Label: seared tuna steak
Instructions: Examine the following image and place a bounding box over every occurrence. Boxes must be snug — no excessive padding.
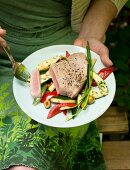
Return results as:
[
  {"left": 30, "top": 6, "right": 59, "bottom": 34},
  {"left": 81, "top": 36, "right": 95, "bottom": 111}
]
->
[
  {"left": 49, "top": 52, "right": 88, "bottom": 98},
  {"left": 30, "top": 68, "right": 42, "bottom": 98}
]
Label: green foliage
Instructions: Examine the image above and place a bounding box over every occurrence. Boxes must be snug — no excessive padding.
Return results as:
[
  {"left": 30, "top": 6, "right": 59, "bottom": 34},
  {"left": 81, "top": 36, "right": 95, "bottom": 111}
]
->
[
  {"left": 125, "top": 0, "right": 130, "bottom": 8},
  {"left": 106, "top": 7, "right": 130, "bottom": 118}
]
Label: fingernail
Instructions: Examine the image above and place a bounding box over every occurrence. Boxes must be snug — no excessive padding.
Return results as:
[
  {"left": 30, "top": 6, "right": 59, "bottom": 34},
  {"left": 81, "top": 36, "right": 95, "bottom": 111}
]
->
[{"left": 109, "top": 60, "right": 113, "bottom": 66}]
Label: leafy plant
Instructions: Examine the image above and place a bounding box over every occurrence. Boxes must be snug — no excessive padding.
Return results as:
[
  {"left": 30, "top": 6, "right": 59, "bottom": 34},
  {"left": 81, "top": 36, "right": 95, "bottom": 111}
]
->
[
  {"left": 126, "top": 0, "right": 130, "bottom": 8},
  {"left": 105, "top": 6, "right": 130, "bottom": 120}
]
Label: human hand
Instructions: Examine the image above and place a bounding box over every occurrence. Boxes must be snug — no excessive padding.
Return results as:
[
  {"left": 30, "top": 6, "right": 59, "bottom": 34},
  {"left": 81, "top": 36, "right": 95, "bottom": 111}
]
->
[
  {"left": 74, "top": 37, "right": 113, "bottom": 67},
  {"left": 0, "top": 28, "right": 7, "bottom": 51}
]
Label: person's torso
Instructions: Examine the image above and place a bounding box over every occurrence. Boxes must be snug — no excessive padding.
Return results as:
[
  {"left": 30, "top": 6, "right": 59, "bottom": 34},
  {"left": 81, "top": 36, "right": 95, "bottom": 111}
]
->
[
  {"left": 0, "top": 0, "right": 77, "bottom": 70},
  {"left": 0, "top": 0, "right": 72, "bottom": 30}
]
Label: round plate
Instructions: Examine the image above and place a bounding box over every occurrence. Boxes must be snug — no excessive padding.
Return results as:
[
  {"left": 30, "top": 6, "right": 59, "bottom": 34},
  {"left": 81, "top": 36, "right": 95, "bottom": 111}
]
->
[{"left": 13, "top": 45, "right": 116, "bottom": 128}]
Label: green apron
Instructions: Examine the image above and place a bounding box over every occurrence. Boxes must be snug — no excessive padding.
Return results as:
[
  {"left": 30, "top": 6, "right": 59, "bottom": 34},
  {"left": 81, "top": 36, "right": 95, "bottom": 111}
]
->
[{"left": 0, "top": 0, "right": 106, "bottom": 169}]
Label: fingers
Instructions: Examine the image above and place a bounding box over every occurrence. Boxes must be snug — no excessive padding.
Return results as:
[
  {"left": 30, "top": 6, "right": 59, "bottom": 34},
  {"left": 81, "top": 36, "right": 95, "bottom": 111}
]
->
[
  {"left": 74, "top": 37, "right": 113, "bottom": 67},
  {"left": 0, "top": 28, "right": 7, "bottom": 48},
  {"left": 0, "top": 28, "right": 6, "bottom": 36},
  {"left": 88, "top": 39, "right": 113, "bottom": 67},
  {"left": 97, "top": 44, "right": 113, "bottom": 67}
]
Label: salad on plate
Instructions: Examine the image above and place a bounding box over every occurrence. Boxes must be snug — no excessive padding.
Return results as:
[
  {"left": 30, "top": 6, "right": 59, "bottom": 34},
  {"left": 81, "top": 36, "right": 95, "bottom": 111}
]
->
[{"left": 29, "top": 45, "right": 113, "bottom": 121}]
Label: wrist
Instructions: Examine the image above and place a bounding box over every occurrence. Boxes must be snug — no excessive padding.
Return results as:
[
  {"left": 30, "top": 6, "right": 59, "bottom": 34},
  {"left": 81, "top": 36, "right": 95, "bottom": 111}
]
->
[
  {"left": 78, "top": 23, "right": 106, "bottom": 42},
  {"left": 78, "top": 0, "right": 117, "bottom": 42},
  {"left": 77, "top": 35, "right": 105, "bottom": 44}
]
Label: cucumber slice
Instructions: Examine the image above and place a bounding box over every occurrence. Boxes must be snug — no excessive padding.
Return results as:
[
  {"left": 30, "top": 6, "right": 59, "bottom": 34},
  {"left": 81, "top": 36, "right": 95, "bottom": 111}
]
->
[
  {"left": 48, "top": 83, "right": 55, "bottom": 92},
  {"left": 37, "top": 55, "right": 65, "bottom": 71},
  {"left": 90, "top": 88, "right": 108, "bottom": 99},
  {"left": 60, "top": 106, "right": 76, "bottom": 110},
  {"left": 40, "top": 71, "right": 51, "bottom": 84},
  {"left": 50, "top": 96, "right": 76, "bottom": 103},
  {"left": 93, "top": 71, "right": 108, "bottom": 93},
  {"left": 77, "top": 94, "right": 83, "bottom": 104},
  {"left": 33, "top": 97, "right": 41, "bottom": 106}
]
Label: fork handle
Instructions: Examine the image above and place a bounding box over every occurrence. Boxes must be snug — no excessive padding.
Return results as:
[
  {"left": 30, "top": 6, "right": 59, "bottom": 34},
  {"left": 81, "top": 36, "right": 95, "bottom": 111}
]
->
[{"left": 2, "top": 46, "right": 16, "bottom": 66}]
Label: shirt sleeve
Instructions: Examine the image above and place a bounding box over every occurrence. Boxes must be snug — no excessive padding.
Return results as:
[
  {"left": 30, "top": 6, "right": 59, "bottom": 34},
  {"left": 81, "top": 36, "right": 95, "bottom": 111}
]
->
[{"left": 111, "top": 0, "right": 128, "bottom": 15}]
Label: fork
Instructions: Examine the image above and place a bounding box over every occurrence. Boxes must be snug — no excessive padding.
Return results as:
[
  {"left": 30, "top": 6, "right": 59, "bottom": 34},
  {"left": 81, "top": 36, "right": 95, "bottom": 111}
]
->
[{"left": 2, "top": 45, "right": 30, "bottom": 82}]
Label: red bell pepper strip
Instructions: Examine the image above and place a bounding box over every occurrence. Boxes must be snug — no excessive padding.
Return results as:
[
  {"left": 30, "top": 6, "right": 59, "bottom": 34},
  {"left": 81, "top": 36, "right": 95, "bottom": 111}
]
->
[
  {"left": 66, "top": 51, "right": 70, "bottom": 58},
  {"left": 47, "top": 103, "right": 76, "bottom": 119},
  {"left": 62, "top": 110, "right": 67, "bottom": 116},
  {"left": 92, "top": 67, "right": 114, "bottom": 86},
  {"left": 98, "top": 67, "right": 114, "bottom": 79},
  {"left": 41, "top": 91, "right": 58, "bottom": 103}
]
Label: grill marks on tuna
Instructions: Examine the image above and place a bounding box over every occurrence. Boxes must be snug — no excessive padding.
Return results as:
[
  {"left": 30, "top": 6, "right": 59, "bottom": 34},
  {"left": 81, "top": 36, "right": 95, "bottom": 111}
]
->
[{"left": 49, "top": 52, "right": 88, "bottom": 98}]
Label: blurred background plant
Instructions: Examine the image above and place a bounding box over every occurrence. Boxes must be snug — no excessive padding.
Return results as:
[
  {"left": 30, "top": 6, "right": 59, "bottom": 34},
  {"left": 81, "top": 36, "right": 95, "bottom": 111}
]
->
[{"left": 105, "top": 1, "right": 130, "bottom": 123}]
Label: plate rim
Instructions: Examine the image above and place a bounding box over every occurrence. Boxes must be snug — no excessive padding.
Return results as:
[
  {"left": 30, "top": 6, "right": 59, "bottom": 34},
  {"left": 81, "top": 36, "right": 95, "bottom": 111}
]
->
[{"left": 13, "top": 45, "right": 116, "bottom": 128}]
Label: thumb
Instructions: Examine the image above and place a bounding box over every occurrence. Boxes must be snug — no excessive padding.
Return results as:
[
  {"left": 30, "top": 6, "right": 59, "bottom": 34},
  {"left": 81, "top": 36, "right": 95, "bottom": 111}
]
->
[
  {"left": 96, "top": 46, "right": 113, "bottom": 67},
  {"left": 88, "top": 39, "right": 113, "bottom": 67}
]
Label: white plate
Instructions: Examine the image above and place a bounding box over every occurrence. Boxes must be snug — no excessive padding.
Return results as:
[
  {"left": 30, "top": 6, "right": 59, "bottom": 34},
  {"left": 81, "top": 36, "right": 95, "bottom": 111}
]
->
[{"left": 13, "top": 45, "right": 116, "bottom": 128}]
